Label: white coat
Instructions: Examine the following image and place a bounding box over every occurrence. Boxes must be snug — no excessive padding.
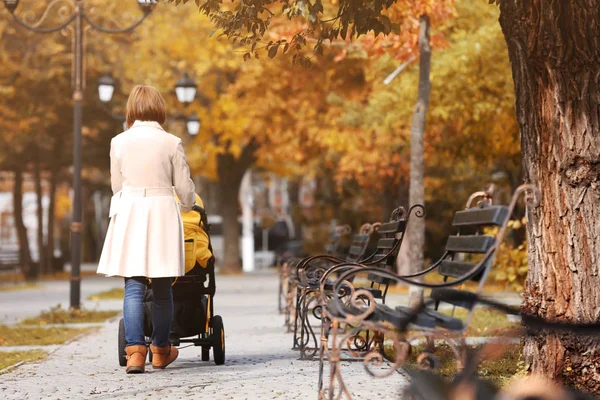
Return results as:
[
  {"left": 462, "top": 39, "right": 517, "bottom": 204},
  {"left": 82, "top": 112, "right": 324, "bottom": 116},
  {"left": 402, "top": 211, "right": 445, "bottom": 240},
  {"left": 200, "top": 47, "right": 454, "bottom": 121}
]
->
[{"left": 96, "top": 120, "right": 196, "bottom": 278}]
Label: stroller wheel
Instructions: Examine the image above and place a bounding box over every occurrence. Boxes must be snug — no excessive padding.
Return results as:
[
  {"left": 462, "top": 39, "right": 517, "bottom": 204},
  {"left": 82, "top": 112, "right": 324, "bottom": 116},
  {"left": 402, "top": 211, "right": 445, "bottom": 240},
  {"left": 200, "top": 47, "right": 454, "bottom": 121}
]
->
[
  {"left": 211, "top": 316, "right": 225, "bottom": 365},
  {"left": 148, "top": 346, "right": 153, "bottom": 363},
  {"left": 201, "top": 346, "right": 210, "bottom": 361},
  {"left": 118, "top": 318, "right": 127, "bottom": 367}
]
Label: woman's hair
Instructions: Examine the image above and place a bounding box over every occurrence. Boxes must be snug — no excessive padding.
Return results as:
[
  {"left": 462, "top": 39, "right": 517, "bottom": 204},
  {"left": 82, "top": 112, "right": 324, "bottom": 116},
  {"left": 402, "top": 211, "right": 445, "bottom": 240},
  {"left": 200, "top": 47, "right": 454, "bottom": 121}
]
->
[{"left": 125, "top": 85, "right": 167, "bottom": 128}]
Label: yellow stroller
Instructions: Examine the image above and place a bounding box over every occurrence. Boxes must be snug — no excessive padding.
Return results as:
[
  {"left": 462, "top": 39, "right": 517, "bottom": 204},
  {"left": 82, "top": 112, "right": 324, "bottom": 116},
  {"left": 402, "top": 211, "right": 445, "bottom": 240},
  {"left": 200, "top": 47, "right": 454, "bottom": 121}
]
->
[{"left": 117, "top": 194, "right": 225, "bottom": 366}]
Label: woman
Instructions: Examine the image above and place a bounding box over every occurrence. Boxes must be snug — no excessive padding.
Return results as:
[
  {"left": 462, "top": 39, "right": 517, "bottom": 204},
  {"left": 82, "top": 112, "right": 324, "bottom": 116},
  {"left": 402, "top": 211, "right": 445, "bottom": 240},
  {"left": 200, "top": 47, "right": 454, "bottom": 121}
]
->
[{"left": 97, "top": 85, "right": 196, "bottom": 374}]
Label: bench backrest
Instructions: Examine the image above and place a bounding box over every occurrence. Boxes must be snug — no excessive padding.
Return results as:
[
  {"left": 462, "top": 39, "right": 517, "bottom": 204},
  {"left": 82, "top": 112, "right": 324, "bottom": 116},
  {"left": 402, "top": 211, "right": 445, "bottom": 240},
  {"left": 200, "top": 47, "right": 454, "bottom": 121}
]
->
[
  {"left": 439, "top": 204, "right": 508, "bottom": 281},
  {"left": 432, "top": 202, "right": 510, "bottom": 310},
  {"left": 365, "top": 218, "right": 407, "bottom": 284},
  {"left": 325, "top": 225, "right": 351, "bottom": 259},
  {"left": 344, "top": 232, "right": 371, "bottom": 264},
  {"left": 0, "top": 250, "right": 19, "bottom": 262}
]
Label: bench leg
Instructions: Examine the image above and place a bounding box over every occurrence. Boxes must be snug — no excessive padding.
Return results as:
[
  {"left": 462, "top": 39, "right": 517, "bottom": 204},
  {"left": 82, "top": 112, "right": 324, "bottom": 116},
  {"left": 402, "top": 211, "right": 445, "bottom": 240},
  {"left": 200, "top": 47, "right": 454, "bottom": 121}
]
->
[
  {"left": 325, "top": 318, "right": 355, "bottom": 400},
  {"left": 278, "top": 265, "right": 285, "bottom": 314},
  {"left": 285, "top": 281, "right": 296, "bottom": 332},
  {"left": 298, "top": 289, "right": 314, "bottom": 356},
  {"left": 317, "top": 315, "right": 330, "bottom": 395},
  {"left": 300, "top": 290, "right": 321, "bottom": 359},
  {"left": 292, "top": 287, "right": 305, "bottom": 350}
]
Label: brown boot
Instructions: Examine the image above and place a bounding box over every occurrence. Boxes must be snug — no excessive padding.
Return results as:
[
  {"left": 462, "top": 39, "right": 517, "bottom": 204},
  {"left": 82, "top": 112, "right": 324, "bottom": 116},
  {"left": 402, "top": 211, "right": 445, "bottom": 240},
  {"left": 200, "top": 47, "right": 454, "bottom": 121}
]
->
[
  {"left": 150, "top": 343, "right": 178, "bottom": 369},
  {"left": 125, "top": 345, "right": 147, "bottom": 374}
]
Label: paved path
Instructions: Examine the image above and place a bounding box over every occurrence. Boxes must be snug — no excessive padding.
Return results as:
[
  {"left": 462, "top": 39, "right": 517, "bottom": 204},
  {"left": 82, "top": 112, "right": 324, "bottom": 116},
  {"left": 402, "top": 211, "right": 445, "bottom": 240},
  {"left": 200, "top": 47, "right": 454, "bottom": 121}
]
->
[
  {"left": 1, "top": 272, "right": 408, "bottom": 400},
  {"left": 0, "top": 264, "right": 122, "bottom": 325}
]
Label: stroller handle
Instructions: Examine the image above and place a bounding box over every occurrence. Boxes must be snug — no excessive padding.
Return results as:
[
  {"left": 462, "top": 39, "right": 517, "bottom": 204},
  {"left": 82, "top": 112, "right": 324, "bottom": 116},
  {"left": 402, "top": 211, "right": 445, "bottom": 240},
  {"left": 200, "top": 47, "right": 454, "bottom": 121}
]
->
[{"left": 191, "top": 204, "right": 210, "bottom": 232}]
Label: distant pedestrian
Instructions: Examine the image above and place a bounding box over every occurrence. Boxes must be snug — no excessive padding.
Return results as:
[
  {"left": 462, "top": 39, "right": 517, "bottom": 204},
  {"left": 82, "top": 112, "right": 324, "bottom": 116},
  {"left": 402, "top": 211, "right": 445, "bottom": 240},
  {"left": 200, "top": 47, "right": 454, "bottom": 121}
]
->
[{"left": 97, "top": 85, "right": 196, "bottom": 373}]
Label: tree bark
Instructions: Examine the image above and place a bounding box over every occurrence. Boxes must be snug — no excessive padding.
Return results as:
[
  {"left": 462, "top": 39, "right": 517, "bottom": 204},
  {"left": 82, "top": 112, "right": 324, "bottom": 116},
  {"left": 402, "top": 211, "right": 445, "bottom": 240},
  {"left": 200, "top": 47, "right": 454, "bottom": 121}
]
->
[
  {"left": 499, "top": 1, "right": 600, "bottom": 393},
  {"left": 13, "top": 168, "right": 35, "bottom": 280},
  {"left": 217, "top": 176, "right": 242, "bottom": 274},
  {"left": 397, "top": 15, "right": 431, "bottom": 307},
  {"left": 287, "top": 178, "right": 302, "bottom": 239},
  {"left": 382, "top": 179, "right": 408, "bottom": 222},
  {"left": 33, "top": 146, "right": 46, "bottom": 274},
  {"left": 46, "top": 162, "right": 57, "bottom": 273},
  {"left": 216, "top": 141, "right": 258, "bottom": 274}
]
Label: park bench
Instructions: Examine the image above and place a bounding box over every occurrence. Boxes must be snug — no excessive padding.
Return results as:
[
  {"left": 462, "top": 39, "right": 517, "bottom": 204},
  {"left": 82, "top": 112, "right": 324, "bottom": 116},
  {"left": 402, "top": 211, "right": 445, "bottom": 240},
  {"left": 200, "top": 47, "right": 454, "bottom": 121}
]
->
[
  {"left": 0, "top": 248, "right": 21, "bottom": 276},
  {"left": 292, "top": 223, "right": 381, "bottom": 358},
  {"left": 317, "top": 184, "right": 539, "bottom": 400},
  {"left": 280, "top": 224, "right": 352, "bottom": 330},
  {"left": 293, "top": 206, "right": 413, "bottom": 359}
]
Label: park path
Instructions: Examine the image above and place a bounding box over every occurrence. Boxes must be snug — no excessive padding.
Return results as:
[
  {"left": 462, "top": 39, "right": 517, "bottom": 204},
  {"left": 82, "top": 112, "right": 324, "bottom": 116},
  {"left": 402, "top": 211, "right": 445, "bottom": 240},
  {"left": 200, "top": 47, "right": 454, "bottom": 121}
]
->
[
  {"left": 0, "top": 264, "right": 121, "bottom": 325},
  {"left": 0, "top": 272, "right": 409, "bottom": 400}
]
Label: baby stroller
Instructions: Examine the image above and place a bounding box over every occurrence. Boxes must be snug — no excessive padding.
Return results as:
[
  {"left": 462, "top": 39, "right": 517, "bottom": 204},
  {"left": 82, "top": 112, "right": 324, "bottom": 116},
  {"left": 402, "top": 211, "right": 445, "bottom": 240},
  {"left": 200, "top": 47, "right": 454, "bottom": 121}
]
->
[{"left": 118, "top": 194, "right": 225, "bottom": 366}]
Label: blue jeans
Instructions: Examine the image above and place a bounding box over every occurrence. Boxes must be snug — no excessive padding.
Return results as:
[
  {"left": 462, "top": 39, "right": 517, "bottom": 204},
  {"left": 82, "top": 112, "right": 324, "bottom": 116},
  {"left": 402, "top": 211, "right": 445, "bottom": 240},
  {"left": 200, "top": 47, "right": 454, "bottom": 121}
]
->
[{"left": 123, "top": 277, "right": 173, "bottom": 347}]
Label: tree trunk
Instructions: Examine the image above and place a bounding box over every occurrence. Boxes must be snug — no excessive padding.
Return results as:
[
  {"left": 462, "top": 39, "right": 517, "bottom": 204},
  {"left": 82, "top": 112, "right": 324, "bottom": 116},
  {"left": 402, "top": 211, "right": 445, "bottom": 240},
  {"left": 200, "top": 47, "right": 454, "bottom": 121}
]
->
[
  {"left": 34, "top": 147, "right": 46, "bottom": 274},
  {"left": 46, "top": 163, "right": 57, "bottom": 273},
  {"left": 382, "top": 179, "right": 408, "bottom": 222},
  {"left": 83, "top": 186, "right": 97, "bottom": 263},
  {"left": 499, "top": 1, "right": 600, "bottom": 393},
  {"left": 217, "top": 171, "right": 243, "bottom": 274},
  {"left": 397, "top": 15, "right": 431, "bottom": 307},
  {"left": 287, "top": 178, "right": 302, "bottom": 240},
  {"left": 216, "top": 141, "right": 258, "bottom": 274},
  {"left": 13, "top": 168, "right": 35, "bottom": 280}
]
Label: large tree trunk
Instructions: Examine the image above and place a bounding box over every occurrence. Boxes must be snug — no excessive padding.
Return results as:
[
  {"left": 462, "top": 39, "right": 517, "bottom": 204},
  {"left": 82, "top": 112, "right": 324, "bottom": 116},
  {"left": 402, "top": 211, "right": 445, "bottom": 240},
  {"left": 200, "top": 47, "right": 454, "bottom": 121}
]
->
[
  {"left": 397, "top": 15, "right": 431, "bottom": 307},
  {"left": 499, "top": 1, "right": 600, "bottom": 393},
  {"left": 217, "top": 176, "right": 242, "bottom": 274},
  {"left": 216, "top": 141, "right": 258, "bottom": 274},
  {"left": 33, "top": 147, "right": 46, "bottom": 274},
  {"left": 13, "top": 168, "right": 35, "bottom": 280}
]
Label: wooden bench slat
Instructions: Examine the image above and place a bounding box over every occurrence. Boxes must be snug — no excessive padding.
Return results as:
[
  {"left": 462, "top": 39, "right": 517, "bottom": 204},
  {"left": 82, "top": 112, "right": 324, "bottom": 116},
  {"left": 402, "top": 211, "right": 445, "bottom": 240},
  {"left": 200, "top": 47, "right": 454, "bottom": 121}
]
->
[
  {"left": 0, "top": 250, "right": 20, "bottom": 271},
  {"left": 445, "top": 235, "right": 495, "bottom": 253},
  {"left": 367, "top": 272, "right": 390, "bottom": 284},
  {"left": 438, "top": 260, "right": 483, "bottom": 281},
  {"left": 375, "top": 238, "right": 396, "bottom": 250},
  {"left": 378, "top": 220, "right": 406, "bottom": 234},
  {"left": 353, "top": 234, "right": 369, "bottom": 243},
  {"left": 348, "top": 245, "right": 364, "bottom": 257},
  {"left": 430, "top": 288, "right": 478, "bottom": 310},
  {"left": 452, "top": 206, "right": 509, "bottom": 227}
]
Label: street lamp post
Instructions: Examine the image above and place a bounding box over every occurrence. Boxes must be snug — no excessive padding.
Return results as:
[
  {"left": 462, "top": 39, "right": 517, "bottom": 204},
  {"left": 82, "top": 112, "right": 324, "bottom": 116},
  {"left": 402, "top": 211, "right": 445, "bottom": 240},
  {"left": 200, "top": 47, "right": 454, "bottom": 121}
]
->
[
  {"left": 174, "top": 74, "right": 201, "bottom": 139},
  {"left": 3, "top": 0, "right": 155, "bottom": 309},
  {"left": 99, "top": 73, "right": 201, "bottom": 137},
  {"left": 186, "top": 113, "right": 201, "bottom": 137},
  {"left": 174, "top": 73, "right": 197, "bottom": 105},
  {"left": 98, "top": 73, "right": 128, "bottom": 130}
]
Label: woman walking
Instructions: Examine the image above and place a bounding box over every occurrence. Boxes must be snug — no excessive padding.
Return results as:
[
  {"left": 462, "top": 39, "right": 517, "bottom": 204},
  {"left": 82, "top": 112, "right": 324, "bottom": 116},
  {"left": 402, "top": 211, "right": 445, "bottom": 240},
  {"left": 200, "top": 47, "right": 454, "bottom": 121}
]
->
[{"left": 97, "top": 85, "right": 196, "bottom": 374}]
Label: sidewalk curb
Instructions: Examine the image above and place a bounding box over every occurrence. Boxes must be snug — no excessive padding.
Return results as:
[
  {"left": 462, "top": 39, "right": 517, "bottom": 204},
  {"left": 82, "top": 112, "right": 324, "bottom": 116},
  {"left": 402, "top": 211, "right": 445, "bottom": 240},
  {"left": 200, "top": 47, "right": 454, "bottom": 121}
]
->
[
  {"left": 0, "top": 361, "right": 24, "bottom": 375},
  {"left": 0, "top": 320, "right": 106, "bottom": 375}
]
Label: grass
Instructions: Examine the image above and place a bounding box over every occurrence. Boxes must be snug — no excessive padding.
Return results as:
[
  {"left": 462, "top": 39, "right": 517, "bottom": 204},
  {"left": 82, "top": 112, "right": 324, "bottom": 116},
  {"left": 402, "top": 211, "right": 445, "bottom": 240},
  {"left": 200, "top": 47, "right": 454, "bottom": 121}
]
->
[
  {"left": 0, "top": 350, "right": 47, "bottom": 372},
  {"left": 379, "top": 305, "right": 524, "bottom": 389},
  {"left": 0, "top": 325, "right": 94, "bottom": 346},
  {"left": 19, "top": 305, "right": 120, "bottom": 326},
  {"left": 0, "top": 283, "right": 41, "bottom": 292},
  {"left": 451, "top": 307, "right": 519, "bottom": 337},
  {"left": 386, "top": 278, "right": 516, "bottom": 295},
  {"left": 354, "top": 271, "right": 518, "bottom": 296},
  {"left": 88, "top": 287, "right": 124, "bottom": 301},
  {"left": 0, "top": 270, "right": 97, "bottom": 283},
  {"left": 387, "top": 342, "right": 524, "bottom": 388},
  {"left": 392, "top": 307, "right": 519, "bottom": 339}
]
